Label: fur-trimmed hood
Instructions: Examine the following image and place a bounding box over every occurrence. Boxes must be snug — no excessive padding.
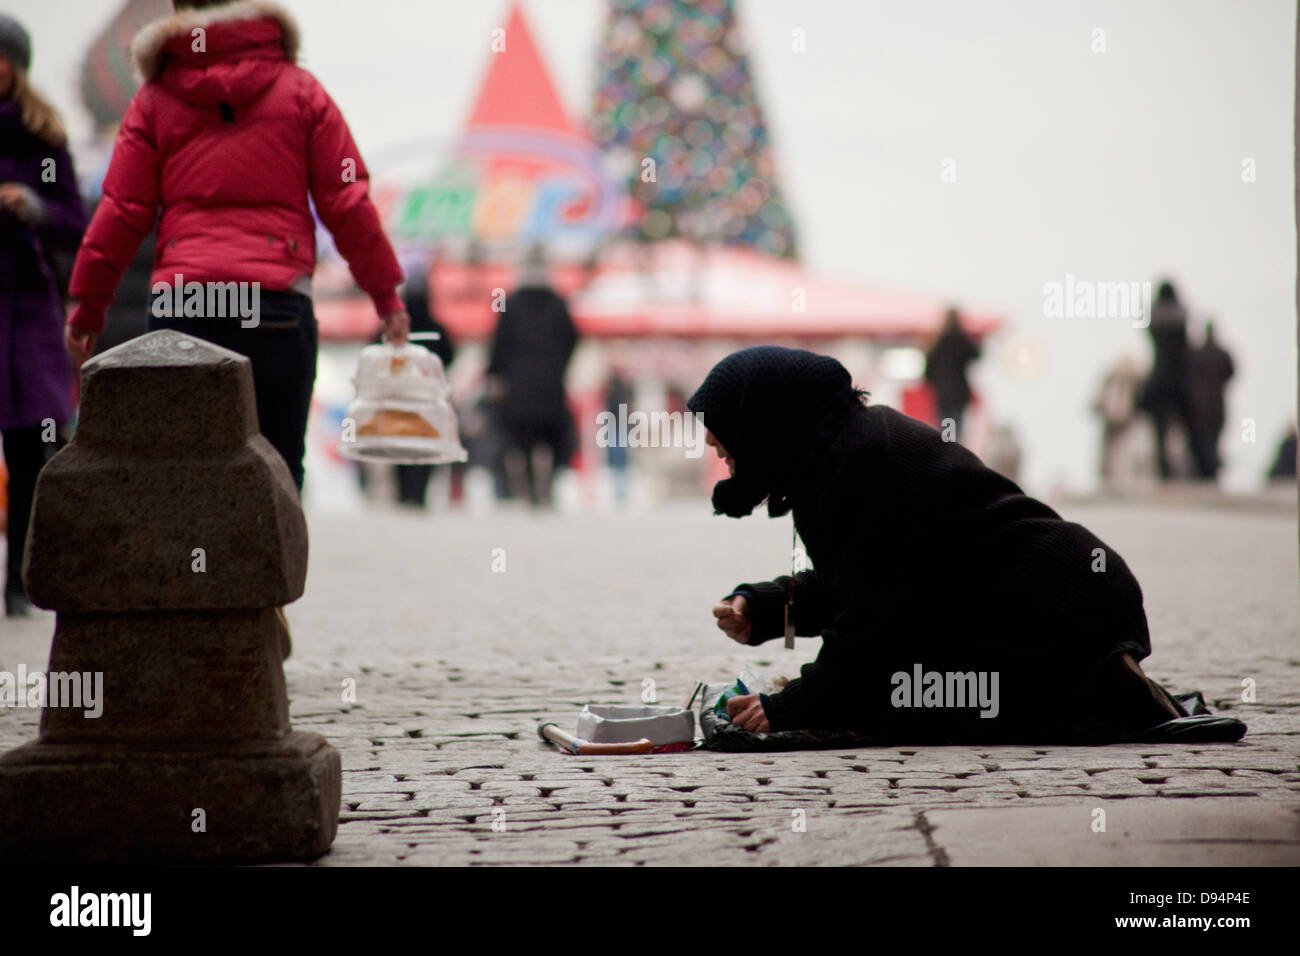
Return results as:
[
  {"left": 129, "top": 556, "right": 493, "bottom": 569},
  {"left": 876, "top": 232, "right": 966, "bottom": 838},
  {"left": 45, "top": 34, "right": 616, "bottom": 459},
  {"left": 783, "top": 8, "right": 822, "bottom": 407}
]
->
[{"left": 130, "top": 0, "right": 299, "bottom": 84}]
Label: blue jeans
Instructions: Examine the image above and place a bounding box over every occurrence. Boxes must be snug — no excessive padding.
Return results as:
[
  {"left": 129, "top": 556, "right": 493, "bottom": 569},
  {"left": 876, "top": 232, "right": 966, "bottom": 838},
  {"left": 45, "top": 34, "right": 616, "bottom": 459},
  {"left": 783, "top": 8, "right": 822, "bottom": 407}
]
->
[{"left": 148, "top": 290, "right": 318, "bottom": 490}]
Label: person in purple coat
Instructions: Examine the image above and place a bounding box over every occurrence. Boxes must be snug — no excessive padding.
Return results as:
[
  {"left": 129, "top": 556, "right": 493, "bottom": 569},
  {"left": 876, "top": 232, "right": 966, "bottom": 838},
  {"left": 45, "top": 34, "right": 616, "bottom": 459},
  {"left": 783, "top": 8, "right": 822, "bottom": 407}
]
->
[{"left": 0, "top": 16, "right": 88, "bottom": 617}]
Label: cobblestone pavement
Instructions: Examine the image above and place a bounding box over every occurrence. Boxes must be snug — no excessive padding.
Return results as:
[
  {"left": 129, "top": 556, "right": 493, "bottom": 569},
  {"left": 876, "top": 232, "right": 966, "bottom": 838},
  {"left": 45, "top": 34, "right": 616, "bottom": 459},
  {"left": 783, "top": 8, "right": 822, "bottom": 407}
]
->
[{"left": 2, "top": 499, "right": 1298, "bottom": 865}]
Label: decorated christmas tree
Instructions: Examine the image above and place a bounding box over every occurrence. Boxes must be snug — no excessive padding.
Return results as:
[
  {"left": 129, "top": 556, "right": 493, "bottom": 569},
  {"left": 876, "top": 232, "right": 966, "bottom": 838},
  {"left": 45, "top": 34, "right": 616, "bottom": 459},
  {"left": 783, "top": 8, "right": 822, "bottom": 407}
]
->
[
  {"left": 588, "top": 0, "right": 799, "bottom": 259},
  {"left": 80, "top": 0, "right": 172, "bottom": 135}
]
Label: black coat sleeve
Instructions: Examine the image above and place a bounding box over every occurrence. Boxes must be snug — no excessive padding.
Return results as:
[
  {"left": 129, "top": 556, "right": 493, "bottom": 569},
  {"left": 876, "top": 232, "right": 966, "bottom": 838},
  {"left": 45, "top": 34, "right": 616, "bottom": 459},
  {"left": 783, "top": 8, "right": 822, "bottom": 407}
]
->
[
  {"left": 729, "top": 570, "right": 833, "bottom": 645},
  {"left": 759, "top": 438, "right": 898, "bottom": 731},
  {"left": 34, "top": 143, "right": 88, "bottom": 255},
  {"left": 760, "top": 587, "right": 879, "bottom": 731}
]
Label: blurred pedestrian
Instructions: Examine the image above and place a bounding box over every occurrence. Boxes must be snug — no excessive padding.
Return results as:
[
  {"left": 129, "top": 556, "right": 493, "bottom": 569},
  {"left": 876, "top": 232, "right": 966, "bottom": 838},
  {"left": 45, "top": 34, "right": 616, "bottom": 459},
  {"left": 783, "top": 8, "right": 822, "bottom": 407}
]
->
[
  {"left": 63, "top": 0, "right": 411, "bottom": 659},
  {"left": 984, "top": 423, "right": 1023, "bottom": 484},
  {"left": 0, "top": 15, "right": 88, "bottom": 617},
  {"left": 460, "top": 386, "right": 510, "bottom": 501},
  {"left": 64, "top": 0, "right": 409, "bottom": 494},
  {"left": 1138, "top": 281, "right": 1202, "bottom": 480},
  {"left": 1186, "top": 321, "right": 1234, "bottom": 482},
  {"left": 487, "top": 244, "right": 578, "bottom": 508},
  {"left": 924, "top": 307, "right": 980, "bottom": 441},
  {"left": 392, "top": 255, "right": 455, "bottom": 509},
  {"left": 603, "top": 367, "right": 633, "bottom": 506},
  {"left": 1091, "top": 354, "right": 1143, "bottom": 485}
]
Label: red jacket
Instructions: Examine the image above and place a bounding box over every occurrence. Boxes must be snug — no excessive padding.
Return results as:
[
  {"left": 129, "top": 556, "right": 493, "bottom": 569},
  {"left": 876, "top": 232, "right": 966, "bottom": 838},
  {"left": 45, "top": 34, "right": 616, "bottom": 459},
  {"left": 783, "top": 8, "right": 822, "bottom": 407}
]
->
[{"left": 69, "top": 0, "right": 402, "bottom": 334}]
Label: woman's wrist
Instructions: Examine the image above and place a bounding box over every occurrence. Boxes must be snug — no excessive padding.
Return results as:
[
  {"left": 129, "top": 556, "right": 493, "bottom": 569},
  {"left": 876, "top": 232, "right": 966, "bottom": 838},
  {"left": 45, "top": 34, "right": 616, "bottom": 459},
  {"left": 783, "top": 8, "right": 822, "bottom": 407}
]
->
[{"left": 15, "top": 183, "right": 46, "bottom": 225}]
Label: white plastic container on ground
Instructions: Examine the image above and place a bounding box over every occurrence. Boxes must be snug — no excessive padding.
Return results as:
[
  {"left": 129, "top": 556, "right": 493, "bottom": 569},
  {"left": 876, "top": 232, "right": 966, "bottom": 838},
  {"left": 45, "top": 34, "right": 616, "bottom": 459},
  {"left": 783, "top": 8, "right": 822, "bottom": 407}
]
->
[{"left": 575, "top": 704, "right": 695, "bottom": 746}]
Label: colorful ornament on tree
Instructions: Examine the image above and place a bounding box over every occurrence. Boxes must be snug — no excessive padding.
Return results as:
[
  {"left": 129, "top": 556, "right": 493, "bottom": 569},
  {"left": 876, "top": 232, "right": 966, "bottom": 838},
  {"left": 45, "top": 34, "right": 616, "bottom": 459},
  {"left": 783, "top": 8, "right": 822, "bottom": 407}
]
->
[{"left": 589, "top": 0, "right": 799, "bottom": 259}]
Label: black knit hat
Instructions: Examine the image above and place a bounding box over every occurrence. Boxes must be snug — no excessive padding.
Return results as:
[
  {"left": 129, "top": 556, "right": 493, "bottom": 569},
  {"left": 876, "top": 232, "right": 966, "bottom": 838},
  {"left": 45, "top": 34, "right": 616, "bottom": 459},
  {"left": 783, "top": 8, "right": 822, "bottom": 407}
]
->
[
  {"left": 687, "top": 346, "right": 860, "bottom": 518},
  {"left": 0, "top": 15, "right": 31, "bottom": 74}
]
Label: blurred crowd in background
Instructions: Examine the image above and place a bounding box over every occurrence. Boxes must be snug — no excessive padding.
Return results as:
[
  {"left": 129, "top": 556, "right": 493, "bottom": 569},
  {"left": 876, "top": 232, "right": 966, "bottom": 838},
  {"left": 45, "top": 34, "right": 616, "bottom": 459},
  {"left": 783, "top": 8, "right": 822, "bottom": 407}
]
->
[{"left": 1, "top": 0, "right": 1294, "bottom": 587}]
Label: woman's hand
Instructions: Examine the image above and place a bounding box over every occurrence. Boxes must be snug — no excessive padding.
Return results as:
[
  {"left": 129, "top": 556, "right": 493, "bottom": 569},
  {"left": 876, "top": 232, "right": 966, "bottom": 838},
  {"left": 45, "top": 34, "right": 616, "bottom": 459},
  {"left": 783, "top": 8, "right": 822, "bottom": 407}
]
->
[
  {"left": 713, "top": 594, "right": 752, "bottom": 644},
  {"left": 726, "top": 693, "right": 770, "bottom": 733},
  {"left": 0, "top": 183, "right": 44, "bottom": 225},
  {"left": 65, "top": 324, "right": 98, "bottom": 370},
  {"left": 380, "top": 307, "right": 410, "bottom": 346}
]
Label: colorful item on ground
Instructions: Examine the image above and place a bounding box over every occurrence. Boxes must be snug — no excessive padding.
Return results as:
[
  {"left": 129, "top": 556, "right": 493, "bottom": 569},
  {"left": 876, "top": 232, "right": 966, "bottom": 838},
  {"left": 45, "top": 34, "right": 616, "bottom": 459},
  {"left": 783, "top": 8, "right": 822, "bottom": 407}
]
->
[{"left": 713, "top": 678, "right": 750, "bottom": 716}]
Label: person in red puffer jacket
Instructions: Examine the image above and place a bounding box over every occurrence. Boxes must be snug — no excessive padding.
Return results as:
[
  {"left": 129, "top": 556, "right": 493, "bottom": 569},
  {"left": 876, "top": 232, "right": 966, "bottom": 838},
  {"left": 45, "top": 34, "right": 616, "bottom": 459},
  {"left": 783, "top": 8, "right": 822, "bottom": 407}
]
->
[{"left": 65, "top": 0, "right": 408, "bottom": 491}]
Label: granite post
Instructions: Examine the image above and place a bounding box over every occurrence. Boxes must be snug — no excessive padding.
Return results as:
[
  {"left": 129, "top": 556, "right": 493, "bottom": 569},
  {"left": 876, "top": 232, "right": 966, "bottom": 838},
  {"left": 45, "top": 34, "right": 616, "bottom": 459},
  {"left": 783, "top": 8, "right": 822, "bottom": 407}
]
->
[{"left": 0, "top": 330, "right": 340, "bottom": 863}]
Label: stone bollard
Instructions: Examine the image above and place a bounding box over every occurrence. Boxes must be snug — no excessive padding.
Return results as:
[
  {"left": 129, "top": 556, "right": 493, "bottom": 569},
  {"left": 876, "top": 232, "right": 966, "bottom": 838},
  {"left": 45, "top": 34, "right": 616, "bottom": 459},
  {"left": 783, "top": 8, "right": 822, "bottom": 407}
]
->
[{"left": 0, "top": 330, "right": 340, "bottom": 864}]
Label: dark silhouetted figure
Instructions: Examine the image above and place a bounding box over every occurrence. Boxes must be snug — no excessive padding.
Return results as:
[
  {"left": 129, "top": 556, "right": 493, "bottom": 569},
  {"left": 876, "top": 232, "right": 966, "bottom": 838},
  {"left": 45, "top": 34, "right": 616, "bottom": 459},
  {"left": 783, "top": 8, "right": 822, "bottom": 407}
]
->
[
  {"left": 488, "top": 246, "right": 579, "bottom": 508},
  {"left": 1186, "top": 321, "right": 1234, "bottom": 482},
  {"left": 1139, "top": 281, "right": 1204, "bottom": 480},
  {"left": 604, "top": 368, "right": 633, "bottom": 506},
  {"left": 358, "top": 264, "right": 456, "bottom": 508},
  {"left": 397, "top": 266, "right": 455, "bottom": 508},
  {"left": 688, "top": 346, "right": 1190, "bottom": 742},
  {"left": 924, "top": 307, "right": 980, "bottom": 441}
]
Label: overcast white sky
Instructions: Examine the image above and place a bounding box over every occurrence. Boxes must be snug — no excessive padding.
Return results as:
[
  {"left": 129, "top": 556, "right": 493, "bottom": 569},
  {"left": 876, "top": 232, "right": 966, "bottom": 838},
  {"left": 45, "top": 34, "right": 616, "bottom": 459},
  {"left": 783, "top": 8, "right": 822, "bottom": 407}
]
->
[{"left": 11, "top": 0, "right": 1297, "bottom": 493}]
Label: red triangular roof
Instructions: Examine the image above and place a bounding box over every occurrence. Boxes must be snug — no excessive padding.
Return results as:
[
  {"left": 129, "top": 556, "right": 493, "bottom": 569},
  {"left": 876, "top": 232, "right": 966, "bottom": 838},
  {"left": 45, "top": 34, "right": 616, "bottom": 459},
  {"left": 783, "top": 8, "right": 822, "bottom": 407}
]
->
[{"left": 465, "top": 3, "right": 574, "bottom": 136}]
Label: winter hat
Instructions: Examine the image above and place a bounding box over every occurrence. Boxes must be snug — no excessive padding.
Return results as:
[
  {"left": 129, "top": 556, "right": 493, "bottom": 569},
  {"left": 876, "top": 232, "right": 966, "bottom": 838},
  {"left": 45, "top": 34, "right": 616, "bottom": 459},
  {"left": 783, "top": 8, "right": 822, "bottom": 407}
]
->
[
  {"left": 687, "top": 346, "right": 862, "bottom": 518},
  {"left": 0, "top": 15, "right": 32, "bottom": 74}
]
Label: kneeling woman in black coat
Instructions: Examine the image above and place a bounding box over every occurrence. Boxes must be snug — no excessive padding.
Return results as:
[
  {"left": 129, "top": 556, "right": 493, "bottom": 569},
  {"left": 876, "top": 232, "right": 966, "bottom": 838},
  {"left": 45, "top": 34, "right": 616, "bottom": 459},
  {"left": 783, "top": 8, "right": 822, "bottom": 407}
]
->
[{"left": 688, "top": 346, "right": 1186, "bottom": 744}]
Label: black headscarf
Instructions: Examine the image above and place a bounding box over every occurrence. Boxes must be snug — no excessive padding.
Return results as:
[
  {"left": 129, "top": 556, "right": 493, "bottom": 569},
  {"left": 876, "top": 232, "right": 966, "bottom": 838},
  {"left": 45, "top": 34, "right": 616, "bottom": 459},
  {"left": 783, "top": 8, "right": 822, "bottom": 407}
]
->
[{"left": 687, "top": 346, "right": 863, "bottom": 518}]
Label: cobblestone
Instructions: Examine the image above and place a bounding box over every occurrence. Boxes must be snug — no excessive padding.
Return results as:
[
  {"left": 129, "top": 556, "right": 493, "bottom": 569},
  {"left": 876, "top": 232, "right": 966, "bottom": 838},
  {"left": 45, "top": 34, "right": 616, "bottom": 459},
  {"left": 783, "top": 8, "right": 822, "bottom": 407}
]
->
[{"left": 2, "top": 501, "right": 1296, "bottom": 864}]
